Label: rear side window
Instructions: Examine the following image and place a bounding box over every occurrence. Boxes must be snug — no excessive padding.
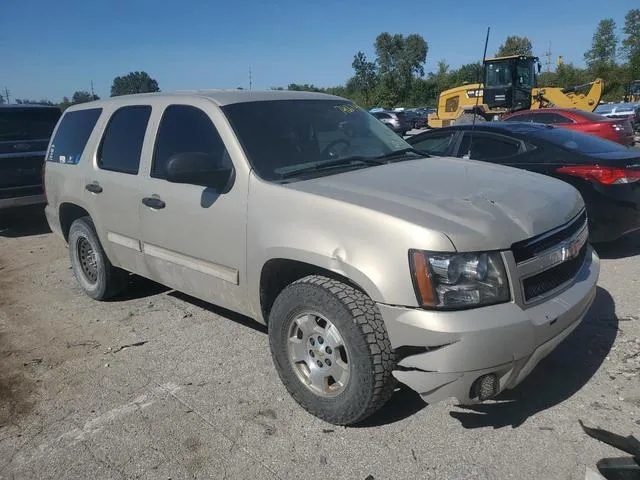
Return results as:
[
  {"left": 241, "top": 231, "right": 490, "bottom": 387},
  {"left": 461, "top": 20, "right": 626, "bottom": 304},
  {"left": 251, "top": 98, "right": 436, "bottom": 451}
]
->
[
  {"left": 459, "top": 133, "right": 522, "bottom": 160},
  {"left": 98, "top": 106, "right": 151, "bottom": 174},
  {"left": 47, "top": 108, "right": 102, "bottom": 164},
  {"left": 151, "top": 105, "right": 230, "bottom": 179}
]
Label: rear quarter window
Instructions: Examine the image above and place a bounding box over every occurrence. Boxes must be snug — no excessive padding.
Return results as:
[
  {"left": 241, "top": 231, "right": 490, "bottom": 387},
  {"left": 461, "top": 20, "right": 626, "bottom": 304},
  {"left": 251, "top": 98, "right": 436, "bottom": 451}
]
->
[{"left": 47, "top": 108, "right": 102, "bottom": 164}]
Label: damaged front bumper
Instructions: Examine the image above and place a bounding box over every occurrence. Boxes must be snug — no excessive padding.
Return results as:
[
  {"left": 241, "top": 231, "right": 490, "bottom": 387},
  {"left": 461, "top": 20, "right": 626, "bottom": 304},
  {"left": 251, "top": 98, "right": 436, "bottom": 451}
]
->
[{"left": 378, "top": 247, "right": 600, "bottom": 405}]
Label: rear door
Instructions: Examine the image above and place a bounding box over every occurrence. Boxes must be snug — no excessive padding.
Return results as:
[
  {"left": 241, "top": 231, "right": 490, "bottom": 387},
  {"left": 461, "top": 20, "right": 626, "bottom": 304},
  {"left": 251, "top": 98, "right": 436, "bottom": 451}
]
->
[{"left": 83, "top": 104, "right": 152, "bottom": 274}]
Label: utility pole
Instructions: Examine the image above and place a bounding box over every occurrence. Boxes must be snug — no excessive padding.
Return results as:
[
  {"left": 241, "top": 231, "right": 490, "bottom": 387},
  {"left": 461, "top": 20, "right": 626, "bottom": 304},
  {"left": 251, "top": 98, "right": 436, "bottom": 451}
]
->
[
  {"left": 249, "top": 66, "right": 252, "bottom": 91},
  {"left": 3, "top": 87, "right": 10, "bottom": 104},
  {"left": 90, "top": 80, "right": 95, "bottom": 99},
  {"left": 544, "top": 42, "right": 552, "bottom": 73}
]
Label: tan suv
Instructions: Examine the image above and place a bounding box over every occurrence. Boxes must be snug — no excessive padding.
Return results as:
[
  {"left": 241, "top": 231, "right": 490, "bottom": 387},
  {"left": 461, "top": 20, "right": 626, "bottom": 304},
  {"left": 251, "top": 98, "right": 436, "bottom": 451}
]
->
[{"left": 44, "top": 90, "right": 599, "bottom": 425}]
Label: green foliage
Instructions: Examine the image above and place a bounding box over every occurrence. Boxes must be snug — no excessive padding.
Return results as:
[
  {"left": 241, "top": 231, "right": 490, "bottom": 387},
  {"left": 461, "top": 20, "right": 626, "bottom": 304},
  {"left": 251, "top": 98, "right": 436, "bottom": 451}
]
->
[
  {"left": 584, "top": 19, "right": 617, "bottom": 70},
  {"left": 622, "top": 9, "right": 640, "bottom": 78},
  {"left": 15, "top": 99, "right": 55, "bottom": 105},
  {"left": 496, "top": 36, "right": 533, "bottom": 57},
  {"left": 72, "top": 91, "right": 99, "bottom": 104},
  {"left": 286, "top": 83, "right": 324, "bottom": 92},
  {"left": 111, "top": 71, "right": 159, "bottom": 97},
  {"left": 351, "top": 51, "right": 377, "bottom": 108}
]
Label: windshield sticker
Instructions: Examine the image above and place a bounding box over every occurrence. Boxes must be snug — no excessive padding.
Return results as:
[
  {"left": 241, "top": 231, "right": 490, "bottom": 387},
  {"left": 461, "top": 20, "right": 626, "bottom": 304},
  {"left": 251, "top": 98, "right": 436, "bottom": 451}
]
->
[{"left": 334, "top": 104, "right": 360, "bottom": 115}]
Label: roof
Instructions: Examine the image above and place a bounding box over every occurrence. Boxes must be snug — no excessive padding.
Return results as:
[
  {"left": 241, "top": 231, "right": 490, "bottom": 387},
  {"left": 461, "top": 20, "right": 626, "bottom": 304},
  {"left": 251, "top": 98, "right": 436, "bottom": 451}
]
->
[
  {"left": 66, "top": 89, "right": 343, "bottom": 110},
  {"left": 435, "top": 121, "right": 552, "bottom": 135}
]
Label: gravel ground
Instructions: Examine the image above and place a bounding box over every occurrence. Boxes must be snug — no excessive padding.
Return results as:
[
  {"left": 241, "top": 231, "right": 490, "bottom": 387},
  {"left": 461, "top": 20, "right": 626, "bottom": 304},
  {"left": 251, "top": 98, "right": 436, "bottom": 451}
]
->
[{"left": 0, "top": 208, "right": 638, "bottom": 480}]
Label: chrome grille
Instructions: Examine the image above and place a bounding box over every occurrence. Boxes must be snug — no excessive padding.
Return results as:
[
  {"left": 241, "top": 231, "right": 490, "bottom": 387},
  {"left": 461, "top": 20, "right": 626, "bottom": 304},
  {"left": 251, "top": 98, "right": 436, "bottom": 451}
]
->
[{"left": 513, "top": 210, "right": 589, "bottom": 303}]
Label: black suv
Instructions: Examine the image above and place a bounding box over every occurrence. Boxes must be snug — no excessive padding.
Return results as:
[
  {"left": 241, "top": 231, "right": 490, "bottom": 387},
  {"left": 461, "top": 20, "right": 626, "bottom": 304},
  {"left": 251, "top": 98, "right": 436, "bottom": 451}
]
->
[{"left": 1, "top": 105, "right": 61, "bottom": 211}]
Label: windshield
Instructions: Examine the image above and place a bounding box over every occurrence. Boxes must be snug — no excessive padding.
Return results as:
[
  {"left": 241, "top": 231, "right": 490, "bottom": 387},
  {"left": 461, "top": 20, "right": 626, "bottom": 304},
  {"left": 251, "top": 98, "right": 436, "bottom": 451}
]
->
[
  {"left": 485, "top": 61, "right": 513, "bottom": 88},
  {"left": 516, "top": 60, "right": 535, "bottom": 88},
  {"left": 528, "top": 125, "right": 630, "bottom": 154},
  {"left": 222, "top": 99, "right": 413, "bottom": 181},
  {"left": 0, "top": 108, "right": 61, "bottom": 141}
]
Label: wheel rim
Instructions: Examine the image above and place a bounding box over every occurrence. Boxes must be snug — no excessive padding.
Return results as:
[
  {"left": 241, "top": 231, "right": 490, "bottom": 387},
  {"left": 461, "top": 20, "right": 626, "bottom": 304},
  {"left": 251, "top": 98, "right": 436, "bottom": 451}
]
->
[
  {"left": 287, "top": 311, "right": 350, "bottom": 398},
  {"left": 76, "top": 236, "right": 98, "bottom": 284}
]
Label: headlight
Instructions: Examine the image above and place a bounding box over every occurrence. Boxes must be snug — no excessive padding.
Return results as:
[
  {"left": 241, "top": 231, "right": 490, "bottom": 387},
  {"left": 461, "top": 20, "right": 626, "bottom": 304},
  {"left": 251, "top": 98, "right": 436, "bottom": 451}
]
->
[{"left": 409, "top": 250, "right": 510, "bottom": 308}]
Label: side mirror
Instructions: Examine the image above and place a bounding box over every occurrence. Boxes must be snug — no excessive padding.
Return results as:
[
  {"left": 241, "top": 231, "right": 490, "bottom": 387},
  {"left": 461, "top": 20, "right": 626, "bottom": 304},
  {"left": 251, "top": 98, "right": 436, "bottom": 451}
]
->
[{"left": 165, "top": 152, "right": 234, "bottom": 191}]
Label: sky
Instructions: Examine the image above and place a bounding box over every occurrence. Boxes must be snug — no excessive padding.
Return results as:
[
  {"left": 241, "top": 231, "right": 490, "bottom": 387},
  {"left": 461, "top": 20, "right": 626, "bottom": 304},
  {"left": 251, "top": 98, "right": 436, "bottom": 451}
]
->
[{"left": 2, "top": 0, "right": 638, "bottom": 102}]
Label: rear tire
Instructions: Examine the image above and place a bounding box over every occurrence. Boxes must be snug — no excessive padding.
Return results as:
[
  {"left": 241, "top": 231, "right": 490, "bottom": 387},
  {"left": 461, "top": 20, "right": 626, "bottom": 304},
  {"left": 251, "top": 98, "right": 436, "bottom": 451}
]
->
[
  {"left": 455, "top": 112, "right": 487, "bottom": 125},
  {"left": 68, "top": 217, "right": 128, "bottom": 300},
  {"left": 268, "top": 275, "right": 397, "bottom": 425}
]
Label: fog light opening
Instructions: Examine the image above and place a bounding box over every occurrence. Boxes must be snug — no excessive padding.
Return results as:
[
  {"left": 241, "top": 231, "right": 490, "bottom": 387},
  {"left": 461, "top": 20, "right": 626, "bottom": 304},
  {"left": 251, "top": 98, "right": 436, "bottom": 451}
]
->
[{"left": 471, "top": 373, "right": 499, "bottom": 401}]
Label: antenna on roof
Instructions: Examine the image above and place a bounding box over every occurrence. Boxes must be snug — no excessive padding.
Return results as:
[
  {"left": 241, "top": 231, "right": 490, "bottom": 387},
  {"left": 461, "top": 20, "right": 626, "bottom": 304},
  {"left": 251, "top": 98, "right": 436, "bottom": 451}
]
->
[{"left": 466, "top": 26, "right": 491, "bottom": 159}]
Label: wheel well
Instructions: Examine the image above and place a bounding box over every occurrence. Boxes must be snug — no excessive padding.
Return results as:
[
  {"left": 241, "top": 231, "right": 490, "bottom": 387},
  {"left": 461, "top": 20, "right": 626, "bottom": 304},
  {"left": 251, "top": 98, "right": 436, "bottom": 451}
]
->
[
  {"left": 259, "top": 259, "right": 366, "bottom": 322},
  {"left": 59, "top": 203, "right": 90, "bottom": 241}
]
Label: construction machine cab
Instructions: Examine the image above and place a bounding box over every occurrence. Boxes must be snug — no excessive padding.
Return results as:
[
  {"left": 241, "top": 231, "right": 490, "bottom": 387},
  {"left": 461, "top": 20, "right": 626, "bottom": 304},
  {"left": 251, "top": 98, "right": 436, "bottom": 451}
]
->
[{"left": 482, "top": 55, "right": 540, "bottom": 113}]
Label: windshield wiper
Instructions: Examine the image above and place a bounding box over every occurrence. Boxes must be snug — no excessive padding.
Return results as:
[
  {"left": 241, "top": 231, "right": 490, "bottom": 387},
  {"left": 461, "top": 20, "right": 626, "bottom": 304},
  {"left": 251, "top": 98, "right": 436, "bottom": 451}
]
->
[
  {"left": 279, "top": 157, "right": 385, "bottom": 179},
  {"left": 376, "top": 147, "right": 429, "bottom": 162}
]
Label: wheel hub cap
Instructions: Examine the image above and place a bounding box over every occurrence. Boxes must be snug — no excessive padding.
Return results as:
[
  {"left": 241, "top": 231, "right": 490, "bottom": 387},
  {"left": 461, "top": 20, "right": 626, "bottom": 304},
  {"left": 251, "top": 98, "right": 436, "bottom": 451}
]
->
[
  {"left": 77, "top": 237, "right": 98, "bottom": 284},
  {"left": 287, "top": 312, "right": 350, "bottom": 398}
]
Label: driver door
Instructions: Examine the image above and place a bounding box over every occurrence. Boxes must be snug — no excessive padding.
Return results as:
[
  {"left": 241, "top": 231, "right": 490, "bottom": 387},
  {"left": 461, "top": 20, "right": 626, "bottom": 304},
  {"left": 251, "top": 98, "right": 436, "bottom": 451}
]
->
[{"left": 138, "top": 100, "right": 249, "bottom": 315}]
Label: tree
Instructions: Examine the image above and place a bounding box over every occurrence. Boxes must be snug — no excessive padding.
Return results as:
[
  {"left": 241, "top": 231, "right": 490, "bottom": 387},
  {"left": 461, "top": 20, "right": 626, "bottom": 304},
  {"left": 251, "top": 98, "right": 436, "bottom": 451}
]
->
[
  {"left": 110, "top": 71, "right": 159, "bottom": 97},
  {"left": 72, "top": 91, "right": 98, "bottom": 104},
  {"left": 287, "top": 83, "right": 324, "bottom": 92},
  {"left": 622, "top": 9, "right": 640, "bottom": 78},
  {"left": 0, "top": 94, "right": 4, "bottom": 104},
  {"left": 584, "top": 19, "right": 617, "bottom": 70},
  {"left": 351, "top": 51, "right": 377, "bottom": 107},
  {"left": 374, "top": 32, "right": 428, "bottom": 105},
  {"left": 496, "top": 36, "right": 533, "bottom": 57},
  {"left": 15, "top": 99, "right": 55, "bottom": 105}
]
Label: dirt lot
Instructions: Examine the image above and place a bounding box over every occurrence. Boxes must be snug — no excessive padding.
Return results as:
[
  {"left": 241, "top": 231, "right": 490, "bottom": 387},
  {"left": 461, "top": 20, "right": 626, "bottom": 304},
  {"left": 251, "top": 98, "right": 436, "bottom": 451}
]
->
[{"left": 1, "top": 208, "right": 639, "bottom": 480}]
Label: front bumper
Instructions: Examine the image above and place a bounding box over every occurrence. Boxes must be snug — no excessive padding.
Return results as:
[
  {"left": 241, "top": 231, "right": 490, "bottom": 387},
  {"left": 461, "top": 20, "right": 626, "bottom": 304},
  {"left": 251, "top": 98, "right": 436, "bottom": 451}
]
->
[{"left": 378, "top": 246, "right": 599, "bottom": 404}]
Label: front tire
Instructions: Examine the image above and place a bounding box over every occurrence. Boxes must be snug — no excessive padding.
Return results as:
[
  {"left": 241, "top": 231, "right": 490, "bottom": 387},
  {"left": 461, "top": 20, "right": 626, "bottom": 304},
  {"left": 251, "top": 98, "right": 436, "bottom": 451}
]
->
[
  {"left": 268, "top": 275, "right": 396, "bottom": 425},
  {"left": 68, "top": 217, "right": 127, "bottom": 300}
]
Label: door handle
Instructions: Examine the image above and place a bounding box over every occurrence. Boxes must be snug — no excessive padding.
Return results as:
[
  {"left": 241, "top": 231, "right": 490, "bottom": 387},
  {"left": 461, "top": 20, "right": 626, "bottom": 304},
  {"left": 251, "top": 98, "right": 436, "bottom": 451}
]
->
[
  {"left": 142, "top": 197, "right": 166, "bottom": 209},
  {"left": 85, "top": 183, "right": 103, "bottom": 194}
]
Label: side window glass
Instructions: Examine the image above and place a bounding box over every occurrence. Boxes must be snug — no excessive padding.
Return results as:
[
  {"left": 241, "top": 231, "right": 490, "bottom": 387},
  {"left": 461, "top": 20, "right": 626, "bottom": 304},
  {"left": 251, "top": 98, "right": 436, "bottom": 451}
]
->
[
  {"left": 504, "top": 114, "right": 533, "bottom": 122},
  {"left": 98, "top": 106, "right": 151, "bottom": 174},
  {"left": 152, "top": 105, "right": 230, "bottom": 180},
  {"left": 47, "top": 108, "right": 102, "bottom": 164},
  {"left": 411, "top": 133, "right": 455, "bottom": 156},
  {"left": 458, "top": 133, "right": 521, "bottom": 160},
  {"left": 548, "top": 113, "right": 572, "bottom": 124}
]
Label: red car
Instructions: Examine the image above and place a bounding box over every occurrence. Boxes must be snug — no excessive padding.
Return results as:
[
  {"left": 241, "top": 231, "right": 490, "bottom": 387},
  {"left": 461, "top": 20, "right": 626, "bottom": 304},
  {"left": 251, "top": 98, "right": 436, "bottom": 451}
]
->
[{"left": 501, "top": 108, "right": 635, "bottom": 146}]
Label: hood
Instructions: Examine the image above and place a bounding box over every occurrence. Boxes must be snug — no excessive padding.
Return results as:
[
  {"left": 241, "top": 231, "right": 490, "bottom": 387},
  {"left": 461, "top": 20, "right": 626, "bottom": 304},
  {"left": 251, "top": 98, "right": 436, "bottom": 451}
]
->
[{"left": 289, "top": 157, "right": 584, "bottom": 252}]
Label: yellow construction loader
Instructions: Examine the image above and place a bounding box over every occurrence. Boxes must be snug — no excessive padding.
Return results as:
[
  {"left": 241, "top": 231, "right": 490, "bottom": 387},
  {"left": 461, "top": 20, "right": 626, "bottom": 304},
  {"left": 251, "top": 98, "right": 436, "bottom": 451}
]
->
[{"left": 428, "top": 55, "right": 604, "bottom": 127}]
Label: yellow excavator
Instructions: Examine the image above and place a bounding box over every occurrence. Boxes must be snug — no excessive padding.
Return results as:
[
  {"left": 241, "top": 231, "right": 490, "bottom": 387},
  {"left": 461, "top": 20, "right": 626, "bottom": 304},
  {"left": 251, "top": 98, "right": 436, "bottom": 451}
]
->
[{"left": 428, "top": 55, "right": 604, "bottom": 127}]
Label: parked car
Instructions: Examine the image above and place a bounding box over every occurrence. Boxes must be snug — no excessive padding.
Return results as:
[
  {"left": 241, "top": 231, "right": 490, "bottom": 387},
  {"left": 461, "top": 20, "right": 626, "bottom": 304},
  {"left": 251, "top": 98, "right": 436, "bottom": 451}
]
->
[
  {"left": 595, "top": 102, "right": 640, "bottom": 132},
  {"left": 44, "top": 91, "right": 598, "bottom": 425},
  {"left": 372, "top": 110, "right": 412, "bottom": 136},
  {"left": 407, "top": 122, "right": 640, "bottom": 243},
  {"left": 405, "top": 108, "right": 428, "bottom": 129},
  {"left": 501, "top": 108, "right": 635, "bottom": 146},
  {"left": 0, "top": 104, "right": 61, "bottom": 211}
]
